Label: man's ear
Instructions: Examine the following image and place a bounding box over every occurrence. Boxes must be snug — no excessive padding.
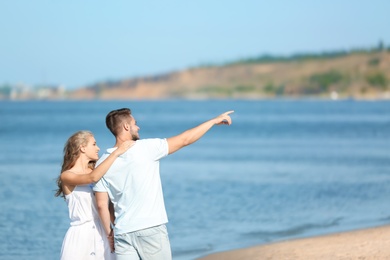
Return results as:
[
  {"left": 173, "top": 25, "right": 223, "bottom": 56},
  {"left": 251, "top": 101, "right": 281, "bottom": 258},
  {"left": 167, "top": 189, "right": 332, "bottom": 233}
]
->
[{"left": 123, "top": 122, "right": 130, "bottom": 131}]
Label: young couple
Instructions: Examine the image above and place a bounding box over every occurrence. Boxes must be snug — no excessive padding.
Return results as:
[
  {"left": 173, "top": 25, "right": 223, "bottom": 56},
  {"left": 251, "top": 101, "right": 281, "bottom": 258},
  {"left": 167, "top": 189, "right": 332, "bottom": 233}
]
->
[{"left": 55, "top": 108, "right": 234, "bottom": 260}]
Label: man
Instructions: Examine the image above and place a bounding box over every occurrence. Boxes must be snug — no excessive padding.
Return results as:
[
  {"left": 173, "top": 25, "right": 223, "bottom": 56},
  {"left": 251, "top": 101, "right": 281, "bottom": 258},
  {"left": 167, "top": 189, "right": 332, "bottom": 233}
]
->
[{"left": 94, "top": 108, "right": 233, "bottom": 260}]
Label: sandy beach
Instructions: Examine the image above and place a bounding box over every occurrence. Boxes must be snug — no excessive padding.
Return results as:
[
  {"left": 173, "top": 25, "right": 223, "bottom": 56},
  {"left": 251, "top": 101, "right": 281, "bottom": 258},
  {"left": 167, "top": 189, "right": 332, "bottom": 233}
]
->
[{"left": 198, "top": 225, "right": 390, "bottom": 260}]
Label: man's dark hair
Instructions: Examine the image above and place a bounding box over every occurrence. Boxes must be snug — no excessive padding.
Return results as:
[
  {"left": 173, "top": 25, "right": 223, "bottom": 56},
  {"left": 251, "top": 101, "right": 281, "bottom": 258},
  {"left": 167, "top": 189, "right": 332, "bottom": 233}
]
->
[{"left": 105, "top": 108, "right": 132, "bottom": 136}]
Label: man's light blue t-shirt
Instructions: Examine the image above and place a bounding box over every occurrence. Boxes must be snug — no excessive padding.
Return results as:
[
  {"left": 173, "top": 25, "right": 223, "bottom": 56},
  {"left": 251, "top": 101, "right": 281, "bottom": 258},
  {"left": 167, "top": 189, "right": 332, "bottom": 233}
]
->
[{"left": 93, "top": 138, "right": 169, "bottom": 234}]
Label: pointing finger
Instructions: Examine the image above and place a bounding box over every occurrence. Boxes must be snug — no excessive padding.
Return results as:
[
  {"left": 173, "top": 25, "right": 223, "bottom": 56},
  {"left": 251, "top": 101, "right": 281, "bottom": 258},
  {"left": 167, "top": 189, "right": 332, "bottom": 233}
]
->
[{"left": 224, "top": 110, "right": 234, "bottom": 116}]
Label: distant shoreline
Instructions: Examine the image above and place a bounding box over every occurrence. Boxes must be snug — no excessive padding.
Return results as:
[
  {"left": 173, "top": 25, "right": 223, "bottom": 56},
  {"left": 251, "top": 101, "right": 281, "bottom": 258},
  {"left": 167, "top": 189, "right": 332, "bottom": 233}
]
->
[
  {"left": 2, "top": 51, "right": 389, "bottom": 101},
  {"left": 1, "top": 95, "right": 390, "bottom": 101}
]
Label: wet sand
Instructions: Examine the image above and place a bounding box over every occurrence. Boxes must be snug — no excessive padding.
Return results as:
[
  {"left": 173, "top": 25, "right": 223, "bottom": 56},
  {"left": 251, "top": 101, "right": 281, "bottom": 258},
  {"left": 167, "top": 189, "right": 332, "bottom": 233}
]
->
[{"left": 198, "top": 225, "right": 390, "bottom": 260}]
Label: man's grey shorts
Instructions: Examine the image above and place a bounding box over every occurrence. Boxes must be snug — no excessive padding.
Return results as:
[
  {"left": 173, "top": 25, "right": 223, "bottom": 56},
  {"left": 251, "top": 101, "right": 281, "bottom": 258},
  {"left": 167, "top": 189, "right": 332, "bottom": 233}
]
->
[{"left": 114, "top": 224, "right": 172, "bottom": 260}]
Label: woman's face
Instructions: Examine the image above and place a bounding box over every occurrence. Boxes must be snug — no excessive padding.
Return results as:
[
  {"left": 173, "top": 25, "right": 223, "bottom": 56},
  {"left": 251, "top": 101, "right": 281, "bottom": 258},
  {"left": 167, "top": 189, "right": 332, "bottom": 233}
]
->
[{"left": 83, "top": 135, "right": 100, "bottom": 161}]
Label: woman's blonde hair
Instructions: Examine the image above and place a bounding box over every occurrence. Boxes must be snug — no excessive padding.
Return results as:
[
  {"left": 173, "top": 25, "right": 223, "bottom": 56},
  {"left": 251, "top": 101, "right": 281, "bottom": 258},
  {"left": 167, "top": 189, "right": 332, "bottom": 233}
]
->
[{"left": 55, "top": 130, "right": 96, "bottom": 198}]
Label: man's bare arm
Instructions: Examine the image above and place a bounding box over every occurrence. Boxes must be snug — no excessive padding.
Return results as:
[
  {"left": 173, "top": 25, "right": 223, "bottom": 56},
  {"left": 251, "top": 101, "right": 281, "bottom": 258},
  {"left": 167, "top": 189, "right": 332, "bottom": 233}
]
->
[
  {"left": 95, "top": 192, "right": 112, "bottom": 236},
  {"left": 167, "top": 111, "right": 234, "bottom": 155},
  {"left": 96, "top": 192, "right": 115, "bottom": 252}
]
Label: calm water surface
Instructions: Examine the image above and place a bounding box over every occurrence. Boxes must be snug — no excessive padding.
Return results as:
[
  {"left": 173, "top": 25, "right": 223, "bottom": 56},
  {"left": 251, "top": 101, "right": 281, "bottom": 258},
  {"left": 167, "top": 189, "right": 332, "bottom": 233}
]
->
[{"left": 0, "top": 100, "right": 389, "bottom": 260}]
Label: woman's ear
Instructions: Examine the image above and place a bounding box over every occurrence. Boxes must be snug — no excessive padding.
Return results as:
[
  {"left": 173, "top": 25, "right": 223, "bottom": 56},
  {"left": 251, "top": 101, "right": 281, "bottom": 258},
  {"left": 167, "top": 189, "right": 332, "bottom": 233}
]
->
[{"left": 80, "top": 145, "right": 86, "bottom": 153}]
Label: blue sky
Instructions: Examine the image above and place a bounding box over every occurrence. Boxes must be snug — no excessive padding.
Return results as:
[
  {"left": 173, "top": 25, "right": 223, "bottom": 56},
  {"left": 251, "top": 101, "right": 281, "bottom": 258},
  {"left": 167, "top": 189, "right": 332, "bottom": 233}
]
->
[{"left": 1, "top": 1, "right": 389, "bottom": 89}]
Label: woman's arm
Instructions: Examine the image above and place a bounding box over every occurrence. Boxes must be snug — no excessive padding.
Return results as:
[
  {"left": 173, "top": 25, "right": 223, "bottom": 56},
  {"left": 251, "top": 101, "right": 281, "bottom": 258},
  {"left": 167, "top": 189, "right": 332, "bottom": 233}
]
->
[{"left": 61, "top": 140, "right": 134, "bottom": 185}]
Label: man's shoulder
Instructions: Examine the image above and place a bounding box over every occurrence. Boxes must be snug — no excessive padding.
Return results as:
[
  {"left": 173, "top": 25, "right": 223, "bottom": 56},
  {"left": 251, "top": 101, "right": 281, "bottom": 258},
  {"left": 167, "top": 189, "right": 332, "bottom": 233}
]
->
[
  {"left": 137, "top": 138, "right": 167, "bottom": 146},
  {"left": 139, "top": 138, "right": 166, "bottom": 142},
  {"left": 96, "top": 151, "right": 112, "bottom": 165}
]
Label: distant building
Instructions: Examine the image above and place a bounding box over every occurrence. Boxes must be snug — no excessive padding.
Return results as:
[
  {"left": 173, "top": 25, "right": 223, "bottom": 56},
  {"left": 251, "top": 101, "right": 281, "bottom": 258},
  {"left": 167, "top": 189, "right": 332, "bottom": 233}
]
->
[{"left": 1, "top": 84, "right": 67, "bottom": 100}]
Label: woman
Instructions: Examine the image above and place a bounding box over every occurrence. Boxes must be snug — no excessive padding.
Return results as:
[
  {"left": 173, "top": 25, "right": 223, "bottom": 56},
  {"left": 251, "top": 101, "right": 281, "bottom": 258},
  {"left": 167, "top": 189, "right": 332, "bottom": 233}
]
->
[{"left": 55, "top": 130, "right": 133, "bottom": 260}]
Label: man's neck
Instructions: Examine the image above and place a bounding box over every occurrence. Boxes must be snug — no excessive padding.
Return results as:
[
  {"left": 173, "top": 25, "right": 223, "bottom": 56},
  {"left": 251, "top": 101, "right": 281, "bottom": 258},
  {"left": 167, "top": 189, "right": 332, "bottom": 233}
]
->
[{"left": 114, "top": 136, "right": 131, "bottom": 148}]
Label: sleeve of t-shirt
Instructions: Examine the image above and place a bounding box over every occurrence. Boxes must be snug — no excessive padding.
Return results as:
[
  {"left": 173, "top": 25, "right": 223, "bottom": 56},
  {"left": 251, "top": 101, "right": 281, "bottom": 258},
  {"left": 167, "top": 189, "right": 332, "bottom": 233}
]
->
[
  {"left": 144, "top": 138, "right": 169, "bottom": 161},
  {"left": 93, "top": 178, "right": 108, "bottom": 192},
  {"left": 92, "top": 155, "right": 109, "bottom": 192}
]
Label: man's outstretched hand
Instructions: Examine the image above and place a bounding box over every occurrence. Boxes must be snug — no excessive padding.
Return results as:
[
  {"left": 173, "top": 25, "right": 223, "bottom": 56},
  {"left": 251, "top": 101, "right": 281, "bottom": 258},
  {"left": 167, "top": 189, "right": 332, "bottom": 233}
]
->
[{"left": 214, "top": 110, "right": 234, "bottom": 125}]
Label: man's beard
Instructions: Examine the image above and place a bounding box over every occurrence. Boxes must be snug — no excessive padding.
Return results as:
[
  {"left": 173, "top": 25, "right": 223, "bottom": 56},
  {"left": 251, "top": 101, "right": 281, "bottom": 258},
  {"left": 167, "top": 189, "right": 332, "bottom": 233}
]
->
[{"left": 132, "top": 134, "right": 139, "bottom": 141}]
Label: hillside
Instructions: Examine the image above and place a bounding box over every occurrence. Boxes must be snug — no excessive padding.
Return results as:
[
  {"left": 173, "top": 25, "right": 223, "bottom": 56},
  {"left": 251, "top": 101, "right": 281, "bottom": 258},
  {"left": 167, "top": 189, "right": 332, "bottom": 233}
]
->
[
  {"left": 69, "top": 50, "right": 390, "bottom": 100},
  {"left": 0, "top": 47, "right": 390, "bottom": 100}
]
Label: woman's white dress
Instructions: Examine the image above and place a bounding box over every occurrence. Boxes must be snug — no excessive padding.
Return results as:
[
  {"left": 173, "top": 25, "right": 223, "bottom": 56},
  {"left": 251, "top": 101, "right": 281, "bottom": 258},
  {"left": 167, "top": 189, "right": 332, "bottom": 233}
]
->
[{"left": 60, "top": 184, "right": 114, "bottom": 260}]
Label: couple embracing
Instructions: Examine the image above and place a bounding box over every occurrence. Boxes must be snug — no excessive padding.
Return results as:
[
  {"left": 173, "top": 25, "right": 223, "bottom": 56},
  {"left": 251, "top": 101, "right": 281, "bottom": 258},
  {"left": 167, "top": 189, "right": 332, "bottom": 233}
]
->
[{"left": 55, "top": 108, "right": 233, "bottom": 260}]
